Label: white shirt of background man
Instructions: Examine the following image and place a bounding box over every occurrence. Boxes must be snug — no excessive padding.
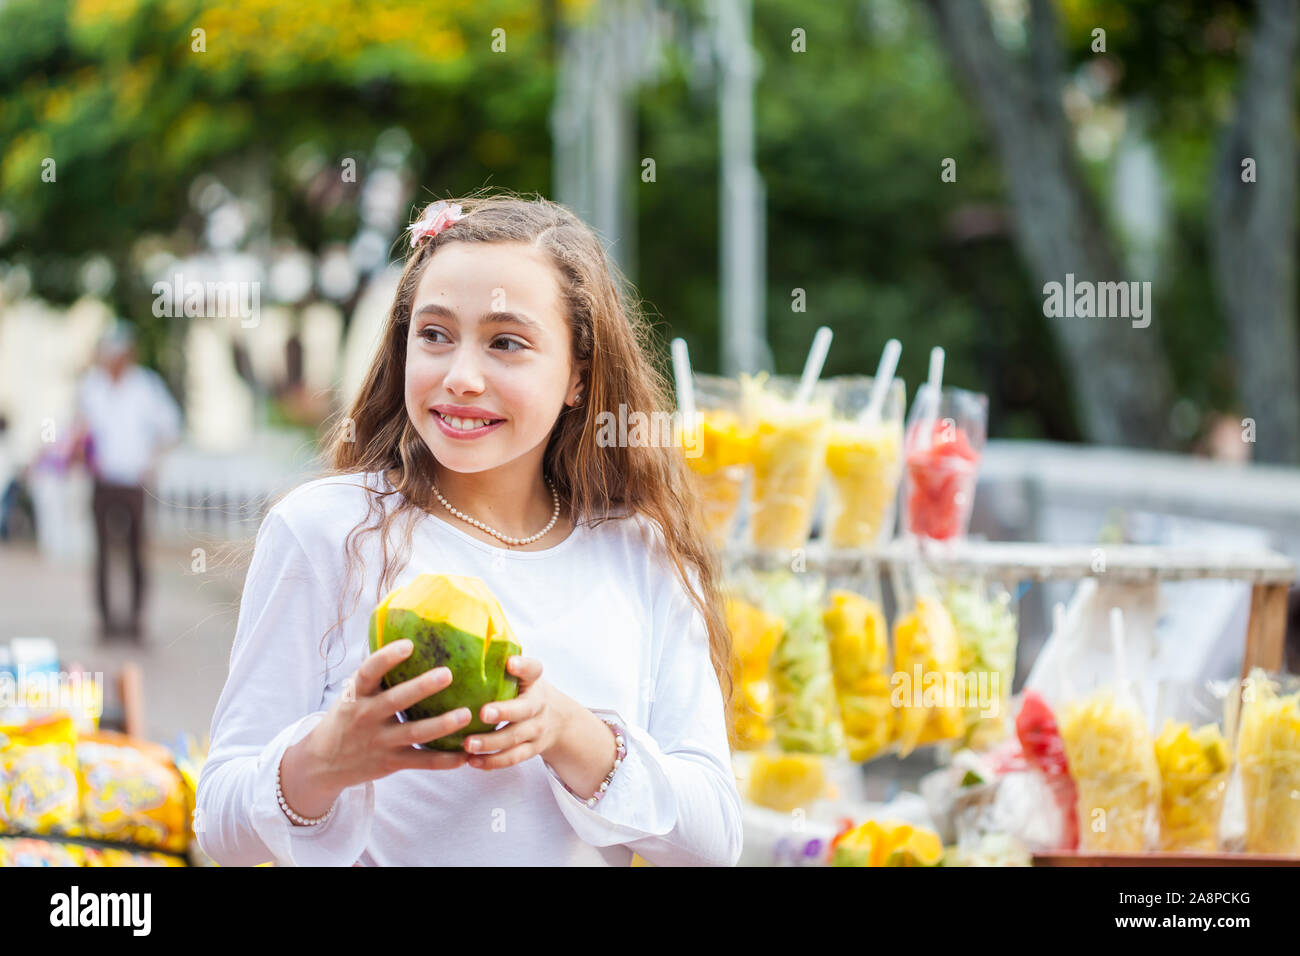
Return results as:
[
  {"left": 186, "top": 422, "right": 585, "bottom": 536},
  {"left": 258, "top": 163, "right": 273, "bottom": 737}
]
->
[{"left": 76, "top": 365, "right": 182, "bottom": 486}]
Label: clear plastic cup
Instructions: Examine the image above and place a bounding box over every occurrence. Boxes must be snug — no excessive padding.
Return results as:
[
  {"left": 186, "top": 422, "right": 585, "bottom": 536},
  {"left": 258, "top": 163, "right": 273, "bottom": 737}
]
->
[
  {"left": 1235, "top": 670, "right": 1300, "bottom": 855},
  {"left": 1240, "top": 753, "right": 1300, "bottom": 854},
  {"left": 740, "top": 373, "right": 833, "bottom": 552},
  {"left": 1157, "top": 772, "right": 1228, "bottom": 853},
  {"left": 902, "top": 385, "right": 987, "bottom": 541},
  {"left": 1060, "top": 685, "right": 1158, "bottom": 852},
  {"left": 1153, "top": 681, "right": 1232, "bottom": 852},
  {"left": 824, "top": 376, "right": 906, "bottom": 550},
  {"left": 1072, "top": 772, "right": 1157, "bottom": 853},
  {"left": 680, "top": 373, "right": 755, "bottom": 552}
]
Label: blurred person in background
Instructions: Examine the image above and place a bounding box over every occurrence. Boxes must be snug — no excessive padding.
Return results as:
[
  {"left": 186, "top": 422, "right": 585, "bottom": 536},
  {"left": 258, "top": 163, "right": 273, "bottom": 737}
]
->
[
  {"left": 71, "top": 321, "right": 183, "bottom": 641},
  {"left": 1196, "top": 412, "right": 1253, "bottom": 463},
  {"left": 0, "top": 414, "right": 20, "bottom": 540}
]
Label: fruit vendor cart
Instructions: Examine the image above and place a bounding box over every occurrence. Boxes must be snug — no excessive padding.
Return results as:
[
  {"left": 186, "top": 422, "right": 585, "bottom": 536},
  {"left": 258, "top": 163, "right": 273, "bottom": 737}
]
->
[
  {"left": 730, "top": 538, "right": 1299, "bottom": 866},
  {"left": 737, "top": 539, "right": 1294, "bottom": 678}
]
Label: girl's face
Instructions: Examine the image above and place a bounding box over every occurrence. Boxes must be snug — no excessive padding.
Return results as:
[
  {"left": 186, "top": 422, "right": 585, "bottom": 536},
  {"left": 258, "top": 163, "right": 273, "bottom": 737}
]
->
[{"left": 405, "top": 240, "right": 582, "bottom": 475}]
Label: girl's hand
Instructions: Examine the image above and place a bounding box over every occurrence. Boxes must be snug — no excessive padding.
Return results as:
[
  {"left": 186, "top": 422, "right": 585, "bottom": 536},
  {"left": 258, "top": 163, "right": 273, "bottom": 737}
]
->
[
  {"left": 462, "top": 656, "right": 573, "bottom": 770},
  {"left": 300, "top": 639, "right": 473, "bottom": 792}
]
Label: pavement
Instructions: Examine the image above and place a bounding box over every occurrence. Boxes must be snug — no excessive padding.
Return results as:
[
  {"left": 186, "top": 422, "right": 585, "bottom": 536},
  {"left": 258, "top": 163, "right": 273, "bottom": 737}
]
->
[{"left": 0, "top": 536, "right": 249, "bottom": 745}]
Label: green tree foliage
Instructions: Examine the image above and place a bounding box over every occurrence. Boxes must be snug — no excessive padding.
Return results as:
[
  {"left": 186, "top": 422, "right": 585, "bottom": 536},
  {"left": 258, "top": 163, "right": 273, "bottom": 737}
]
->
[
  {"left": 637, "top": 0, "right": 1079, "bottom": 440},
  {"left": 1, "top": 0, "right": 1277, "bottom": 446},
  {"left": 0, "top": 0, "right": 576, "bottom": 305}
]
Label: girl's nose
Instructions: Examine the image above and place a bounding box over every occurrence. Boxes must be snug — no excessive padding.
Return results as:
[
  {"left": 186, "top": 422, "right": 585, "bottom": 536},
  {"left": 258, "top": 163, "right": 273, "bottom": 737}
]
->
[{"left": 441, "top": 344, "right": 486, "bottom": 393}]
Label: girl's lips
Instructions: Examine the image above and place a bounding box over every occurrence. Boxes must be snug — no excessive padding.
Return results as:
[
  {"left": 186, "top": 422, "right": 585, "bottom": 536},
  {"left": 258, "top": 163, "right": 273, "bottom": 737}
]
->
[{"left": 432, "top": 410, "right": 505, "bottom": 440}]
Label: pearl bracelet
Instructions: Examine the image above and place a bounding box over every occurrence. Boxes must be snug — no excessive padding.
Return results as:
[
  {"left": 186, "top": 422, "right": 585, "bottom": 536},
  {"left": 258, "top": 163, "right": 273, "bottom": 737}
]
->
[
  {"left": 579, "top": 716, "right": 627, "bottom": 808},
  {"left": 276, "top": 754, "right": 337, "bottom": 827}
]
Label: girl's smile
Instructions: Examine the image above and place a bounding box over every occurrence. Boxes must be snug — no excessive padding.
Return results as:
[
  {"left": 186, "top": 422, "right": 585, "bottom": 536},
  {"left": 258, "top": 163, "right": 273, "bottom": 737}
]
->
[
  {"left": 405, "top": 240, "right": 582, "bottom": 474},
  {"left": 431, "top": 409, "right": 506, "bottom": 439}
]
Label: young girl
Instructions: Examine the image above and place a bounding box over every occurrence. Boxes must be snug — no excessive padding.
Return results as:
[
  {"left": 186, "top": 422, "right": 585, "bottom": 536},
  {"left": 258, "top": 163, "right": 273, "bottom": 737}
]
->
[{"left": 196, "top": 191, "right": 742, "bottom": 866}]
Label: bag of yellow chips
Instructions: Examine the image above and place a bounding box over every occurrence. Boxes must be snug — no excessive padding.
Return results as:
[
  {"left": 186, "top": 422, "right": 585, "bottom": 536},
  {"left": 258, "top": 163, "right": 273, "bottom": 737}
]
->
[
  {"left": 0, "top": 713, "right": 82, "bottom": 836},
  {"left": 83, "top": 845, "right": 188, "bottom": 866},
  {"left": 76, "top": 730, "right": 189, "bottom": 853},
  {"left": 0, "top": 835, "right": 85, "bottom": 866}
]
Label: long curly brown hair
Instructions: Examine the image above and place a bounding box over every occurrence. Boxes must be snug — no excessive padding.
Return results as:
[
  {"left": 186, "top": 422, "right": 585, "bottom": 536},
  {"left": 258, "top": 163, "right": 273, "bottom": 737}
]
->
[{"left": 310, "top": 188, "right": 734, "bottom": 735}]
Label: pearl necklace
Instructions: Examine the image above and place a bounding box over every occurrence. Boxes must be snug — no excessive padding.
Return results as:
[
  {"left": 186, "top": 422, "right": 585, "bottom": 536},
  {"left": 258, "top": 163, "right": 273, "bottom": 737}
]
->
[{"left": 433, "top": 478, "right": 560, "bottom": 547}]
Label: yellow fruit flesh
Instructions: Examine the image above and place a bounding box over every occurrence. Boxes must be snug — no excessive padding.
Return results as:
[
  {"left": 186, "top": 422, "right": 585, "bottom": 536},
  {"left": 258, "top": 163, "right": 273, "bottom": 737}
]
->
[
  {"left": 741, "top": 375, "right": 832, "bottom": 551},
  {"left": 1154, "top": 719, "right": 1229, "bottom": 852},
  {"left": 822, "top": 590, "right": 894, "bottom": 762},
  {"left": 682, "top": 409, "right": 756, "bottom": 476},
  {"left": 747, "top": 753, "right": 825, "bottom": 812},
  {"left": 1060, "top": 690, "right": 1159, "bottom": 852},
  {"left": 679, "top": 411, "right": 756, "bottom": 550},
  {"left": 725, "top": 597, "right": 784, "bottom": 750},
  {"left": 378, "top": 575, "right": 517, "bottom": 678},
  {"left": 1236, "top": 672, "right": 1300, "bottom": 854},
  {"left": 372, "top": 589, "right": 395, "bottom": 649},
  {"left": 833, "top": 818, "right": 943, "bottom": 867},
  {"left": 891, "top": 597, "right": 963, "bottom": 757},
  {"left": 750, "top": 416, "right": 831, "bottom": 549},
  {"left": 824, "top": 421, "right": 902, "bottom": 549}
]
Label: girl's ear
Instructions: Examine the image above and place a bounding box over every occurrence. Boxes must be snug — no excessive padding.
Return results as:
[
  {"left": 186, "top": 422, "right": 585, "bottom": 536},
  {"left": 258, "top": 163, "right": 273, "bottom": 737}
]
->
[{"left": 568, "top": 364, "right": 590, "bottom": 406}]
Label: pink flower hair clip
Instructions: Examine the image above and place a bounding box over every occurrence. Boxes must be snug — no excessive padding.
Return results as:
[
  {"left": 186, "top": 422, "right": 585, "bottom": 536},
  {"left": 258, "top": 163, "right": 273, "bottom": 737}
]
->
[{"left": 408, "top": 200, "right": 465, "bottom": 248}]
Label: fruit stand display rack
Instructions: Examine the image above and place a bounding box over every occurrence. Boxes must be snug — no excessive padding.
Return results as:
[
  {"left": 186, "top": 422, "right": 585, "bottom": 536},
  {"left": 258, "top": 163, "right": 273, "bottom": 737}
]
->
[
  {"left": 733, "top": 539, "right": 1295, "bottom": 679},
  {"left": 730, "top": 538, "right": 1300, "bottom": 866}
]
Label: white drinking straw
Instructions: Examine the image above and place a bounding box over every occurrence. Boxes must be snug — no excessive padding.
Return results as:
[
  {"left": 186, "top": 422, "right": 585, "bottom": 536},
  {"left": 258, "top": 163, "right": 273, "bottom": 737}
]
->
[
  {"left": 793, "top": 326, "right": 833, "bottom": 407},
  {"left": 671, "top": 337, "right": 696, "bottom": 431},
  {"left": 1109, "top": 606, "right": 1129, "bottom": 688},
  {"left": 858, "top": 338, "right": 902, "bottom": 426},
  {"left": 909, "top": 346, "right": 946, "bottom": 448},
  {"left": 1054, "top": 601, "right": 1078, "bottom": 702},
  {"left": 923, "top": 346, "right": 945, "bottom": 417}
]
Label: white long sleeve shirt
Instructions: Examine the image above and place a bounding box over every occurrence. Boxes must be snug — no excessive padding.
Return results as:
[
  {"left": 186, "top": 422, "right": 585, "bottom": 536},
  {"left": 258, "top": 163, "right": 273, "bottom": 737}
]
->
[
  {"left": 196, "top": 470, "right": 742, "bottom": 866},
  {"left": 76, "top": 365, "right": 182, "bottom": 485}
]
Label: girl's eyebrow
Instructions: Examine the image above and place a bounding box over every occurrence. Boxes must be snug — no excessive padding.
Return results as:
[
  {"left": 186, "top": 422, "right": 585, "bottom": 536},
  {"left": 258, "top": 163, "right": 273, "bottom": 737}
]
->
[{"left": 413, "top": 302, "right": 543, "bottom": 334}]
